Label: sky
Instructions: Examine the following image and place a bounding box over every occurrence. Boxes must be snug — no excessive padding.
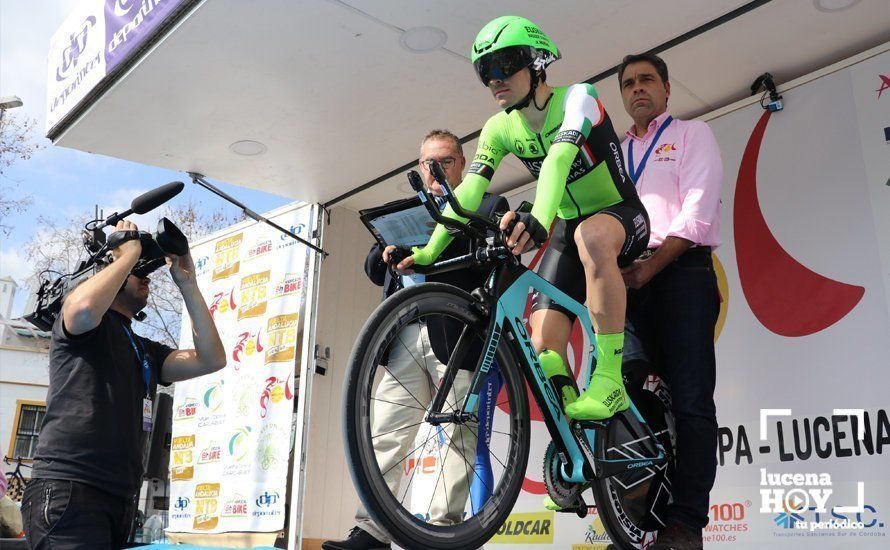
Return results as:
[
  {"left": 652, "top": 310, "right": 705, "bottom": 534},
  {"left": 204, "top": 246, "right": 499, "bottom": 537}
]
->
[{"left": 0, "top": 0, "right": 292, "bottom": 316}]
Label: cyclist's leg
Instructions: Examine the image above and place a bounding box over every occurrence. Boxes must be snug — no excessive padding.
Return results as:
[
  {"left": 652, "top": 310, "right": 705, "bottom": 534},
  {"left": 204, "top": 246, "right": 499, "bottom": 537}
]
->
[
  {"left": 566, "top": 205, "right": 649, "bottom": 420},
  {"left": 530, "top": 219, "right": 586, "bottom": 408},
  {"left": 529, "top": 223, "right": 589, "bottom": 511},
  {"left": 574, "top": 213, "right": 627, "bottom": 333},
  {"left": 357, "top": 322, "right": 434, "bottom": 542}
]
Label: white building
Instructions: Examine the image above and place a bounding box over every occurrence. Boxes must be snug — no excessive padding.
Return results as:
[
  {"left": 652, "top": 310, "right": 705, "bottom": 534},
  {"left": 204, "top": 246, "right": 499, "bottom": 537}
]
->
[{"left": 0, "top": 277, "right": 49, "bottom": 480}]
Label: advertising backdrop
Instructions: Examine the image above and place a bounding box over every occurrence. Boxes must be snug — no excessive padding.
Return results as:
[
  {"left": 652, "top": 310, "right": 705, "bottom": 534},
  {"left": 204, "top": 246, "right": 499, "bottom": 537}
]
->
[
  {"left": 46, "top": 0, "right": 189, "bottom": 132},
  {"left": 399, "top": 49, "right": 889, "bottom": 548},
  {"left": 168, "top": 204, "right": 314, "bottom": 534}
]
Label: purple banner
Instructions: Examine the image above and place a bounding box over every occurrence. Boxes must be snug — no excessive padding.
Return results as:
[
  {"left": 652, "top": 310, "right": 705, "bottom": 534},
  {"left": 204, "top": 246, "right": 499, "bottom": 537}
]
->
[{"left": 104, "top": 0, "right": 187, "bottom": 73}]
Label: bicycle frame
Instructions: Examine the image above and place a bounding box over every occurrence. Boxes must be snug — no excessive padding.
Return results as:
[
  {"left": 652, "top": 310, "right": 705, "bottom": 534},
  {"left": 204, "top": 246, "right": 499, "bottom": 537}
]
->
[
  {"left": 410, "top": 162, "right": 666, "bottom": 485},
  {"left": 453, "top": 262, "right": 666, "bottom": 485}
]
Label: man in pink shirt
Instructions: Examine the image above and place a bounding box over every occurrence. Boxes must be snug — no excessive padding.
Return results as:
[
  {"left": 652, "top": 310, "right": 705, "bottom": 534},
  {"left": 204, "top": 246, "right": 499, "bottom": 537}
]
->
[{"left": 618, "top": 53, "right": 722, "bottom": 550}]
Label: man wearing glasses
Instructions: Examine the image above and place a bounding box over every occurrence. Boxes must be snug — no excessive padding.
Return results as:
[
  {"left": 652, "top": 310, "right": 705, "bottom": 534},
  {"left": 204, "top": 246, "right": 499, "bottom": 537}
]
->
[{"left": 324, "top": 130, "right": 508, "bottom": 550}]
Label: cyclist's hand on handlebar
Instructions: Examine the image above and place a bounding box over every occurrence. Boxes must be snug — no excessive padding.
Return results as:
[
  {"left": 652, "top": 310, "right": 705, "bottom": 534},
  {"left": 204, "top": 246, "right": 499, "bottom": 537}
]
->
[
  {"left": 499, "top": 211, "right": 546, "bottom": 256},
  {"left": 499, "top": 211, "right": 531, "bottom": 255}
]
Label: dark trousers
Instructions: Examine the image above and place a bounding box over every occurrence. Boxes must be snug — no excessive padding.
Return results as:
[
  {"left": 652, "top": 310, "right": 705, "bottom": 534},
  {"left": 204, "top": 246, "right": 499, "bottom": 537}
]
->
[
  {"left": 624, "top": 247, "right": 720, "bottom": 532},
  {"left": 21, "top": 478, "right": 137, "bottom": 549}
]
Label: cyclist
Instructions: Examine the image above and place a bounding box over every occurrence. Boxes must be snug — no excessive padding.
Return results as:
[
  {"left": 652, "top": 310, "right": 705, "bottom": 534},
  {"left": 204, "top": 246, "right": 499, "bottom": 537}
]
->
[{"left": 399, "top": 15, "right": 649, "bottom": 422}]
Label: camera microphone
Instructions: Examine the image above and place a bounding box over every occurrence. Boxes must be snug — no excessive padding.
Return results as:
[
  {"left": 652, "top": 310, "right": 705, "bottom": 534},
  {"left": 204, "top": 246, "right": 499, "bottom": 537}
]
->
[{"left": 101, "top": 181, "right": 185, "bottom": 228}]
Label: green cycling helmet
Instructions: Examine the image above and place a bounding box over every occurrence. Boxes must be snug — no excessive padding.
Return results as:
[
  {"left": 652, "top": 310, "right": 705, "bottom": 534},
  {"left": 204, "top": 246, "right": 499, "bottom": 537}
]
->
[{"left": 471, "top": 16, "right": 560, "bottom": 112}]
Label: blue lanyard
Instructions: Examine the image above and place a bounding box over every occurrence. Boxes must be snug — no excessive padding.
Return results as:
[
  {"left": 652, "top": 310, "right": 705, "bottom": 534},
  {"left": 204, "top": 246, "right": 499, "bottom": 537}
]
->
[
  {"left": 627, "top": 115, "right": 673, "bottom": 183},
  {"left": 121, "top": 322, "right": 152, "bottom": 397}
]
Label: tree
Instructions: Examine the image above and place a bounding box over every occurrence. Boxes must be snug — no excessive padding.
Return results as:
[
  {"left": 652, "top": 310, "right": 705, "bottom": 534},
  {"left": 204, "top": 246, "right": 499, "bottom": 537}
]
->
[
  {"left": 24, "top": 201, "right": 244, "bottom": 346},
  {"left": 0, "top": 113, "right": 41, "bottom": 235}
]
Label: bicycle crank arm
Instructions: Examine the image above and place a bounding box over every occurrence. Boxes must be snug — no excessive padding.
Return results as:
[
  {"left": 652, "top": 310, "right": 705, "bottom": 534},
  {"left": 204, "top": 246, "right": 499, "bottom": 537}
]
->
[{"left": 553, "top": 494, "right": 590, "bottom": 519}]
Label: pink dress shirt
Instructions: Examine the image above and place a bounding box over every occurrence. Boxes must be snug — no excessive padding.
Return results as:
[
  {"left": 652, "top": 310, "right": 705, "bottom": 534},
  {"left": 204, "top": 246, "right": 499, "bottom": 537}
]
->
[{"left": 621, "top": 112, "right": 723, "bottom": 249}]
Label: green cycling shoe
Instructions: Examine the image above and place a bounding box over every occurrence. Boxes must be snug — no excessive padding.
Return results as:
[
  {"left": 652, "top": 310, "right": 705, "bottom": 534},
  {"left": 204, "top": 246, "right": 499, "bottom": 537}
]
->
[
  {"left": 564, "top": 332, "right": 629, "bottom": 420},
  {"left": 539, "top": 349, "right": 578, "bottom": 410},
  {"left": 564, "top": 373, "right": 628, "bottom": 420}
]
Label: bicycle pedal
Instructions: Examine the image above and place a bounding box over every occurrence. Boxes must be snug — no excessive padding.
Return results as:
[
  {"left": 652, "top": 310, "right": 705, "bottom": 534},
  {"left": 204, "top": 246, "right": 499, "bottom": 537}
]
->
[{"left": 554, "top": 497, "right": 589, "bottom": 518}]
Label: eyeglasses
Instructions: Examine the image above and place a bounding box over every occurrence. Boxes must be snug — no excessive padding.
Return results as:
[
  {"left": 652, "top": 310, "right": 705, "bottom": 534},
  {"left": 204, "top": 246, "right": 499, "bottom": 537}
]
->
[
  {"left": 420, "top": 157, "right": 457, "bottom": 171},
  {"left": 474, "top": 46, "right": 535, "bottom": 85}
]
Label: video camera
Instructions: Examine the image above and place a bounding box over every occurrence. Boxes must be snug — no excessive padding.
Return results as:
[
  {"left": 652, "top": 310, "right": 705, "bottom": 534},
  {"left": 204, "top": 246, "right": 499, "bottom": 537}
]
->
[{"left": 24, "top": 182, "right": 188, "bottom": 331}]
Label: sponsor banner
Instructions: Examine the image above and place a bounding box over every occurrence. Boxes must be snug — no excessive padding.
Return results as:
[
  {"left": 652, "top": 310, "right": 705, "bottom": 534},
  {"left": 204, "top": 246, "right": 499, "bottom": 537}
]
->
[
  {"left": 570, "top": 514, "right": 614, "bottom": 549},
  {"left": 238, "top": 270, "right": 270, "bottom": 320},
  {"left": 104, "top": 0, "right": 187, "bottom": 73},
  {"left": 264, "top": 313, "right": 298, "bottom": 364},
  {"left": 193, "top": 482, "right": 220, "bottom": 531},
  {"left": 169, "top": 204, "right": 314, "bottom": 534},
  {"left": 212, "top": 233, "right": 243, "bottom": 281},
  {"left": 490, "top": 511, "right": 555, "bottom": 544},
  {"left": 272, "top": 273, "right": 302, "bottom": 300},
  {"left": 170, "top": 434, "right": 195, "bottom": 481},
  {"left": 46, "top": 0, "right": 188, "bottom": 132},
  {"left": 46, "top": 3, "right": 107, "bottom": 133}
]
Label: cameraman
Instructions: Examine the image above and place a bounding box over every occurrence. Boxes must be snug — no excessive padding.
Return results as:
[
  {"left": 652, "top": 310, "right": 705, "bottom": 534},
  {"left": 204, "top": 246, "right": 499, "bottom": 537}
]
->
[{"left": 21, "top": 220, "right": 226, "bottom": 550}]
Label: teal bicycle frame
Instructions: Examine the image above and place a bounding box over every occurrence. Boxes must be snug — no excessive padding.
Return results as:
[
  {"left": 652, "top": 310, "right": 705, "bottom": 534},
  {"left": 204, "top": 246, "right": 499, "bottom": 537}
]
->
[
  {"left": 409, "top": 162, "right": 666, "bottom": 488},
  {"left": 453, "top": 262, "right": 667, "bottom": 485}
]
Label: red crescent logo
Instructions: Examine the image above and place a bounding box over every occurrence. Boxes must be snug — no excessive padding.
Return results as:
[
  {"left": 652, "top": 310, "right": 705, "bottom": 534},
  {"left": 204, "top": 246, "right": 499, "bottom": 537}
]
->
[{"left": 734, "top": 110, "right": 864, "bottom": 336}]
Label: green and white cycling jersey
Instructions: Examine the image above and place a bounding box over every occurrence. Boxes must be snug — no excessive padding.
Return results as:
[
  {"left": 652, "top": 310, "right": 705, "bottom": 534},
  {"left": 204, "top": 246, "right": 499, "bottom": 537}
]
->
[{"left": 413, "top": 83, "right": 640, "bottom": 265}]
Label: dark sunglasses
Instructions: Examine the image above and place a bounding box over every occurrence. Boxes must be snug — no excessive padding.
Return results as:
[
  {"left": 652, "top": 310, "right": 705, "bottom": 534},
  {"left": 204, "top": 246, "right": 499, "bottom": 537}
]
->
[{"left": 473, "top": 46, "right": 535, "bottom": 85}]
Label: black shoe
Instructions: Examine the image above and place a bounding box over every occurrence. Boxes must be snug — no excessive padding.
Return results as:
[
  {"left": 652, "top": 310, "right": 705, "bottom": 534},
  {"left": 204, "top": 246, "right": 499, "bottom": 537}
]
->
[
  {"left": 322, "top": 526, "right": 391, "bottom": 550},
  {"left": 650, "top": 522, "right": 703, "bottom": 550}
]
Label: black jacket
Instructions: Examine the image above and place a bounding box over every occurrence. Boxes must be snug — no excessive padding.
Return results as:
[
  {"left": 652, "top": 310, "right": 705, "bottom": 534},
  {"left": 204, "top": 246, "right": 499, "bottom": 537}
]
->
[{"left": 364, "top": 192, "right": 509, "bottom": 366}]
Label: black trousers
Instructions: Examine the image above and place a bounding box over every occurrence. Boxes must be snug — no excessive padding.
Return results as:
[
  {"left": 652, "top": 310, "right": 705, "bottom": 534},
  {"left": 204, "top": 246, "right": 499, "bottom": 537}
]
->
[
  {"left": 21, "top": 478, "right": 137, "bottom": 550},
  {"left": 624, "top": 247, "right": 720, "bottom": 532}
]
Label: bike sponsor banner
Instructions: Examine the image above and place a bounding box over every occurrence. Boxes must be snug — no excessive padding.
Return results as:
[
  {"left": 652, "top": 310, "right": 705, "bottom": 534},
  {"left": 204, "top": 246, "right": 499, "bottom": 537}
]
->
[
  {"left": 46, "top": 0, "right": 188, "bottom": 133},
  {"left": 168, "top": 204, "right": 314, "bottom": 534},
  {"left": 483, "top": 49, "right": 889, "bottom": 548}
]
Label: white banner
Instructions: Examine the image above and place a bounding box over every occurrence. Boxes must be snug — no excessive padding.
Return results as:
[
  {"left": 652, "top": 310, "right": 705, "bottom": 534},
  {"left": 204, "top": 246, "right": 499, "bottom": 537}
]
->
[
  {"left": 398, "top": 49, "right": 890, "bottom": 548},
  {"left": 45, "top": 0, "right": 189, "bottom": 133},
  {"left": 46, "top": 1, "right": 107, "bottom": 133},
  {"left": 168, "top": 204, "right": 314, "bottom": 534}
]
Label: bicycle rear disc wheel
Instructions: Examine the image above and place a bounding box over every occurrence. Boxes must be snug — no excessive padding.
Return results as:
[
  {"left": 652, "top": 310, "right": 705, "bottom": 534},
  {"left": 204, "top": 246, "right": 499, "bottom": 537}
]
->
[
  {"left": 344, "top": 283, "right": 530, "bottom": 550},
  {"left": 590, "top": 384, "right": 676, "bottom": 549}
]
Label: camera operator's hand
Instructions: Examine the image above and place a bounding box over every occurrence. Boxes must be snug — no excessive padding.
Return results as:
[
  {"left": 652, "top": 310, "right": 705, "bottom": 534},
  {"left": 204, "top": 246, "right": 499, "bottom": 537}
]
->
[
  {"left": 167, "top": 252, "right": 197, "bottom": 288},
  {"left": 63, "top": 220, "right": 142, "bottom": 335},
  {"left": 111, "top": 220, "right": 142, "bottom": 262}
]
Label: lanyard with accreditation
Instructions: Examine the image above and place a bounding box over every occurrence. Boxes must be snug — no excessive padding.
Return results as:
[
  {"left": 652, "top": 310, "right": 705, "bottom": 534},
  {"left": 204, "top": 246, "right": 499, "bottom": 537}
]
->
[
  {"left": 121, "top": 322, "right": 154, "bottom": 432},
  {"left": 627, "top": 115, "right": 673, "bottom": 183}
]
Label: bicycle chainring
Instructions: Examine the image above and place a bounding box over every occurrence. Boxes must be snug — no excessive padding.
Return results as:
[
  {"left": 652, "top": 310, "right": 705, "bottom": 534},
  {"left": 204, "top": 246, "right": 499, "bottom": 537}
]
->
[{"left": 543, "top": 441, "right": 582, "bottom": 509}]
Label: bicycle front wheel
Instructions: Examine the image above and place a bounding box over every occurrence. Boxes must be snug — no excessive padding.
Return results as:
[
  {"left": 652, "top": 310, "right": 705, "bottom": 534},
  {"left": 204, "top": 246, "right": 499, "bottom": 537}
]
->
[{"left": 344, "top": 283, "right": 530, "bottom": 549}]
